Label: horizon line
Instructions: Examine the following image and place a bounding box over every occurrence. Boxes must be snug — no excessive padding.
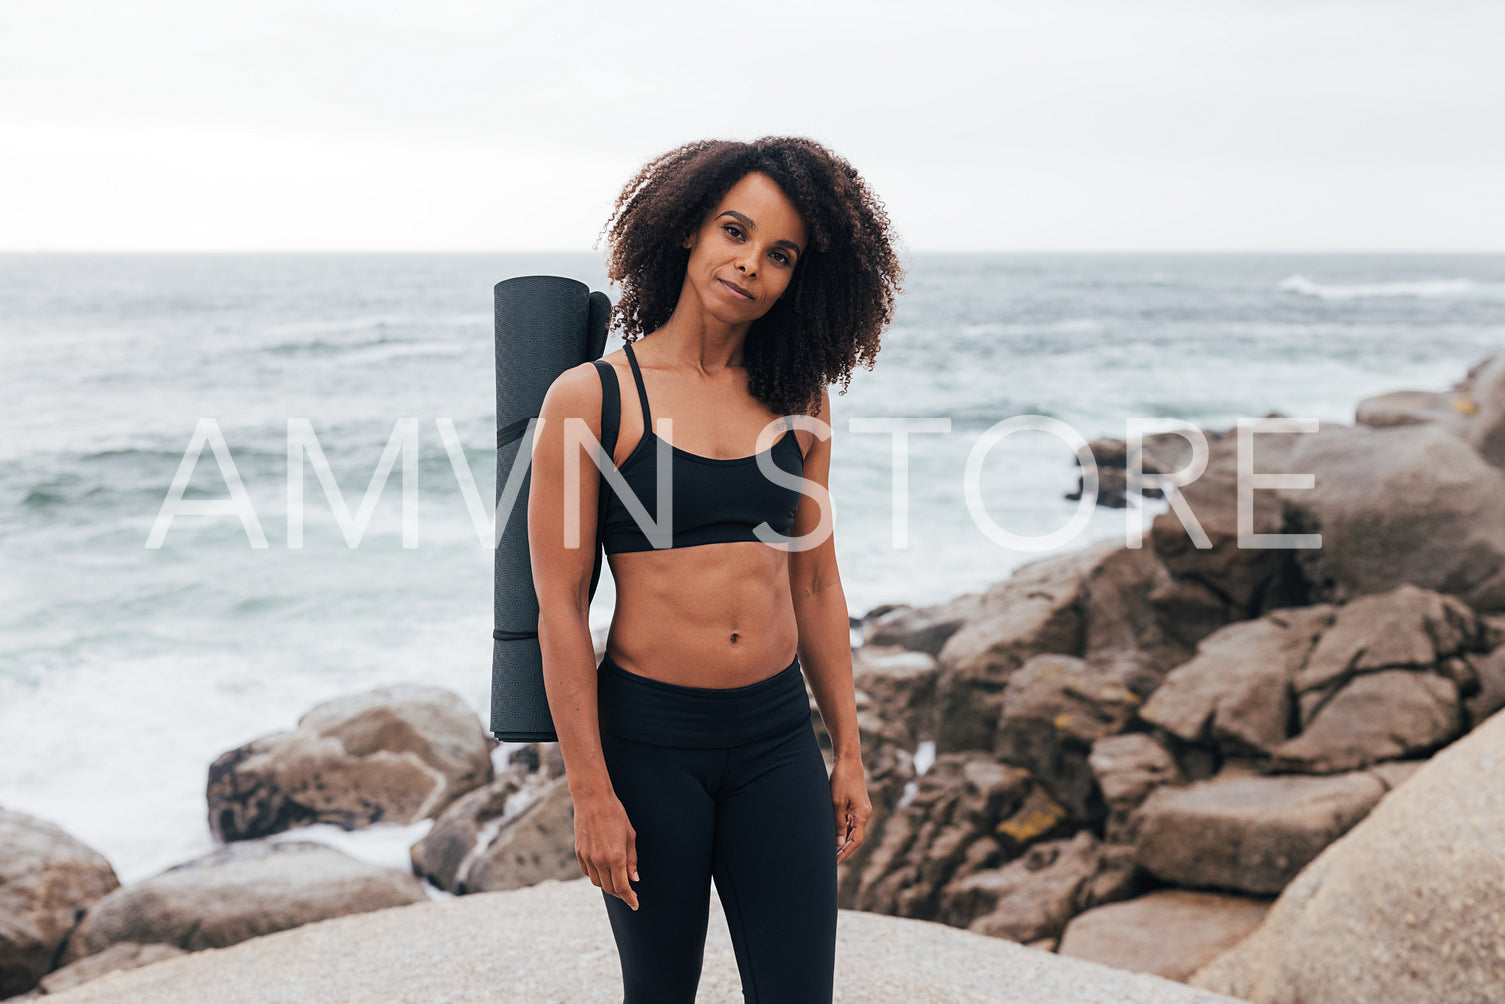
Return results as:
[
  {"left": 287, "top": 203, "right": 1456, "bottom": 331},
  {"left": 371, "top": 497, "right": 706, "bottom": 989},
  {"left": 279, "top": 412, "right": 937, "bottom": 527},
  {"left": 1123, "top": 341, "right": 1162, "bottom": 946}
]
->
[{"left": 3, "top": 247, "right": 1504, "bottom": 256}]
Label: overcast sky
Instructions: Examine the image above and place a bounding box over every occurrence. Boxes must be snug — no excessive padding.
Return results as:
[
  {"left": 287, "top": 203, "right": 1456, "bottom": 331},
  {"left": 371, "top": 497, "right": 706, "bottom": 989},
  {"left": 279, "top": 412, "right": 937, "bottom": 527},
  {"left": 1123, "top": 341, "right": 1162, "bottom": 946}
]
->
[{"left": 2, "top": 0, "right": 1501, "bottom": 252}]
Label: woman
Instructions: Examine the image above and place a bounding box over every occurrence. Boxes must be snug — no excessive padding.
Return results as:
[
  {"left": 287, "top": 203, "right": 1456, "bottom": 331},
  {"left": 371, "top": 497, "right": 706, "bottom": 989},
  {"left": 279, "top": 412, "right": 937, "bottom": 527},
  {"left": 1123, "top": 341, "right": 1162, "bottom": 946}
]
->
[{"left": 528, "top": 136, "right": 905, "bottom": 1003}]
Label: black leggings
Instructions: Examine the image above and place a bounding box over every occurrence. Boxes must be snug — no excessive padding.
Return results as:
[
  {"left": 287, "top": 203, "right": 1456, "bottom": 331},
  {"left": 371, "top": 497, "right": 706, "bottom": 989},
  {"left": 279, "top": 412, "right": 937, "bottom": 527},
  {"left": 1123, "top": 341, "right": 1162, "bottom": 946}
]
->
[{"left": 595, "top": 651, "right": 837, "bottom": 1004}]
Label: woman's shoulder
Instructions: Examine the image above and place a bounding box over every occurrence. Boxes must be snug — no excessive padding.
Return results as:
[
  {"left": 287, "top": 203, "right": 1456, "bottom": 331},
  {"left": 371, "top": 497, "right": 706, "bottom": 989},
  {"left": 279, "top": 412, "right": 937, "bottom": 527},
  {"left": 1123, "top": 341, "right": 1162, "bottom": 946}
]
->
[{"left": 540, "top": 361, "right": 610, "bottom": 421}]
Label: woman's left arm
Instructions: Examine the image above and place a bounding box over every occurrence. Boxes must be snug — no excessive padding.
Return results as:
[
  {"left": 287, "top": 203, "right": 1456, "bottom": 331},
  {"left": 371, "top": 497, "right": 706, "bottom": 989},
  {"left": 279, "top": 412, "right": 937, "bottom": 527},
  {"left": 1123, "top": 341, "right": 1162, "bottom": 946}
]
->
[{"left": 787, "top": 385, "right": 872, "bottom": 864}]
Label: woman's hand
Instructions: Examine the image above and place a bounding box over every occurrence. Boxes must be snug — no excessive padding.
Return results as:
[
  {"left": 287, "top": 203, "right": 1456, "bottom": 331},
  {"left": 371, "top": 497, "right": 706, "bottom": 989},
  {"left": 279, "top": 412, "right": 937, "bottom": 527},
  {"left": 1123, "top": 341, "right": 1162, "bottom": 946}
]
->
[
  {"left": 573, "top": 792, "right": 640, "bottom": 911},
  {"left": 830, "top": 756, "right": 872, "bottom": 864}
]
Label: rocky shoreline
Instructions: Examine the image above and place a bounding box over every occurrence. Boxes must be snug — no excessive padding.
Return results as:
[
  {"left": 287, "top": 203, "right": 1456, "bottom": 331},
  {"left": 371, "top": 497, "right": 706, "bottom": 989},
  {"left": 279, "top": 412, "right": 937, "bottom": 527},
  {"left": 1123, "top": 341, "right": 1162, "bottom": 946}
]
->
[{"left": 4, "top": 348, "right": 1503, "bottom": 1002}]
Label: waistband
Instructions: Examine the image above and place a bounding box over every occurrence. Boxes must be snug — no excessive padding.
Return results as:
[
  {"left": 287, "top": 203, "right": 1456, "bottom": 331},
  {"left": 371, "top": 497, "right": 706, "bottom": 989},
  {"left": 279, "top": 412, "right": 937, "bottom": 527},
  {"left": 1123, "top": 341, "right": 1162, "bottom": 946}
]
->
[{"left": 596, "top": 652, "right": 809, "bottom": 748}]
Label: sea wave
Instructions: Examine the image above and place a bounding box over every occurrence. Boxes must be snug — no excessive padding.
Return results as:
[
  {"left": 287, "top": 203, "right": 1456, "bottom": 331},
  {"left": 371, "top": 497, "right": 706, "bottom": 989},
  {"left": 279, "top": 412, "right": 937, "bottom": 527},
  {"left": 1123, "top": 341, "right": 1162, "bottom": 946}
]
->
[
  {"left": 1277, "top": 274, "right": 1505, "bottom": 301},
  {"left": 959, "top": 318, "right": 1108, "bottom": 337}
]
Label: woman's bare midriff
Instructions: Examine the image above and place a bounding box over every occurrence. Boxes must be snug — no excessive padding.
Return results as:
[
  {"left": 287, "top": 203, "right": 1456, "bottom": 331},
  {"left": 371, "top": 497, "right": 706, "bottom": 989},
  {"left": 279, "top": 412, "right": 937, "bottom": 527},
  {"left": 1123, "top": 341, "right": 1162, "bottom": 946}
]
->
[{"left": 604, "top": 540, "right": 799, "bottom": 689}]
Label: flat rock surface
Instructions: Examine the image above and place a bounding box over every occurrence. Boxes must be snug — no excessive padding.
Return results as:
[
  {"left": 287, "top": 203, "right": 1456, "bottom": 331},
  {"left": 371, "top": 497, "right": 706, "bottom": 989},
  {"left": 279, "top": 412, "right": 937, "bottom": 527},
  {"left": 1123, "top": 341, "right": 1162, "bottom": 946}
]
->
[{"left": 36, "top": 876, "right": 1244, "bottom": 1004}]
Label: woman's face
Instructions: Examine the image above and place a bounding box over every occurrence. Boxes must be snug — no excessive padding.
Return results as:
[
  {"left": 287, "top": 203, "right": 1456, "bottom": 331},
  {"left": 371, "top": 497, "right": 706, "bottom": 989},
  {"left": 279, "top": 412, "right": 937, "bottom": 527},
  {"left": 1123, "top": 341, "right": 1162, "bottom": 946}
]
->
[{"left": 681, "top": 171, "right": 808, "bottom": 322}]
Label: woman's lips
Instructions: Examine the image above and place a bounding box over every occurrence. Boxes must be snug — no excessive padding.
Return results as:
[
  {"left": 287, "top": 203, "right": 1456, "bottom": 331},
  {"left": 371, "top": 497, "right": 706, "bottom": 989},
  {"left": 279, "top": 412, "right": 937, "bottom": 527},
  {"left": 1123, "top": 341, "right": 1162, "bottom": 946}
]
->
[{"left": 720, "top": 279, "right": 753, "bottom": 300}]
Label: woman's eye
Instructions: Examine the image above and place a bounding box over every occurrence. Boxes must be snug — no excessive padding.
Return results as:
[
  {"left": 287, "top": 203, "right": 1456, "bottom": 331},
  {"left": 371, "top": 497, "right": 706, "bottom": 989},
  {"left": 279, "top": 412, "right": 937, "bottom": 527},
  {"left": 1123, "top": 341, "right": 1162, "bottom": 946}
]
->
[
  {"left": 772, "top": 251, "right": 790, "bottom": 265},
  {"left": 723, "top": 224, "right": 743, "bottom": 239}
]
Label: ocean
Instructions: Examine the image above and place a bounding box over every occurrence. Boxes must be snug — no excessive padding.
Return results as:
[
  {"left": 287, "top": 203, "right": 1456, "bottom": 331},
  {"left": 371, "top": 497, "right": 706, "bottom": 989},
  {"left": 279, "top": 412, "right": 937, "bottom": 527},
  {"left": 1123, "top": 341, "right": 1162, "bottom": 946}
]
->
[{"left": 2, "top": 251, "right": 1502, "bottom": 889}]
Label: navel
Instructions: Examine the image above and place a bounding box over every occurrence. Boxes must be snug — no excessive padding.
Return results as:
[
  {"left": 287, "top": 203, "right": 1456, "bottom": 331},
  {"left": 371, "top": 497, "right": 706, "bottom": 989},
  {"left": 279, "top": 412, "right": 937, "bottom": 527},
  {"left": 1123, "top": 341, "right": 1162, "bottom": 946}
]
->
[{"left": 729, "top": 632, "right": 741, "bottom": 644}]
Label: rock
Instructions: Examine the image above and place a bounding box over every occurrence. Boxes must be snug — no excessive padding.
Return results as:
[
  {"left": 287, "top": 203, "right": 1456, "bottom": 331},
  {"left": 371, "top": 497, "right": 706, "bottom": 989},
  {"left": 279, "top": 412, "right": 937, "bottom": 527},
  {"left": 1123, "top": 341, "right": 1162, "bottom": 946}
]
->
[
  {"left": 1141, "top": 585, "right": 1492, "bottom": 773},
  {"left": 1191, "top": 701, "right": 1505, "bottom": 1004},
  {"left": 1269, "top": 669, "right": 1462, "bottom": 773},
  {"left": 936, "top": 539, "right": 1143, "bottom": 753},
  {"left": 1068, "top": 460, "right": 1134, "bottom": 508},
  {"left": 941, "top": 831, "right": 1103, "bottom": 942},
  {"left": 1130, "top": 766, "right": 1394, "bottom": 895},
  {"left": 994, "top": 654, "right": 1142, "bottom": 819},
  {"left": 1081, "top": 841, "right": 1152, "bottom": 909},
  {"left": 1079, "top": 431, "right": 1209, "bottom": 505},
  {"left": 505, "top": 741, "right": 565, "bottom": 780},
  {"left": 850, "top": 753, "right": 1029, "bottom": 918},
  {"left": 0, "top": 808, "right": 120, "bottom": 998},
  {"left": 993, "top": 784, "right": 1074, "bottom": 855},
  {"left": 30, "top": 876, "right": 1248, "bottom": 1004},
  {"left": 1088, "top": 733, "right": 1184, "bottom": 843},
  {"left": 409, "top": 772, "right": 523, "bottom": 893},
  {"left": 1080, "top": 542, "right": 1194, "bottom": 672},
  {"left": 1275, "top": 422, "right": 1505, "bottom": 612},
  {"left": 38, "top": 942, "right": 186, "bottom": 995},
  {"left": 814, "top": 679, "right": 910, "bottom": 753},
  {"left": 1457, "top": 348, "right": 1505, "bottom": 468},
  {"left": 861, "top": 593, "right": 985, "bottom": 656},
  {"left": 56, "top": 841, "right": 427, "bottom": 966},
  {"left": 1355, "top": 388, "right": 1476, "bottom": 430},
  {"left": 1145, "top": 575, "right": 1235, "bottom": 658},
  {"left": 1146, "top": 423, "right": 1311, "bottom": 638},
  {"left": 1291, "top": 583, "right": 1495, "bottom": 713},
  {"left": 1139, "top": 605, "right": 1335, "bottom": 756},
  {"left": 1059, "top": 889, "right": 1271, "bottom": 983},
  {"left": 850, "top": 644, "right": 940, "bottom": 748},
  {"left": 453, "top": 774, "right": 581, "bottom": 893},
  {"left": 207, "top": 684, "right": 494, "bottom": 841},
  {"left": 1464, "top": 645, "right": 1505, "bottom": 729}
]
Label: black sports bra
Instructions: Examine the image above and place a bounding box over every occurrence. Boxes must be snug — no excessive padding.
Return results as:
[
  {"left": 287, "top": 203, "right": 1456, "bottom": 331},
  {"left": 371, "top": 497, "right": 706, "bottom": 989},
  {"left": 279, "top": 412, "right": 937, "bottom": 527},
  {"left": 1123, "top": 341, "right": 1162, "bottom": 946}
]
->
[{"left": 596, "top": 341, "right": 806, "bottom": 554}]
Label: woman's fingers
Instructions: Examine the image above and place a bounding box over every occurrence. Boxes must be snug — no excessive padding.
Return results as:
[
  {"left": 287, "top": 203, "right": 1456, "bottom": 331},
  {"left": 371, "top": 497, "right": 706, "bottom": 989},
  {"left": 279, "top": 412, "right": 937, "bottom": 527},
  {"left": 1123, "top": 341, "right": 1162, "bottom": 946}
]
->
[
  {"left": 612, "top": 857, "right": 640, "bottom": 911},
  {"left": 847, "top": 812, "right": 867, "bottom": 853}
]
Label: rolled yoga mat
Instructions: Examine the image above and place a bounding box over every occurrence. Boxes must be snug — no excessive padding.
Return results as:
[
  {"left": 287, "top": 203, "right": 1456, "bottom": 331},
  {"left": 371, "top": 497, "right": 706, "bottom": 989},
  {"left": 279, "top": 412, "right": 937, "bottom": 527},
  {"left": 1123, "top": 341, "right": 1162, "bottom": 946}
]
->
[{"left": 491, "top": 275, "right": 612, "bottom": 742}]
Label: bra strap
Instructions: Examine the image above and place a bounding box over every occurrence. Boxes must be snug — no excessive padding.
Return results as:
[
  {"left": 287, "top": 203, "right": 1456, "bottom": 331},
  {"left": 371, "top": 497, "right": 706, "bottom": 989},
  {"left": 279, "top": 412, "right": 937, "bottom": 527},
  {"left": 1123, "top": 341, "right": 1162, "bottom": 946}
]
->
[
  {"left": 622, "top": 341, "right": 653, "bottom": 432},
  {"left": 592, "top": 360, "right": 621, "bottom": 462}
]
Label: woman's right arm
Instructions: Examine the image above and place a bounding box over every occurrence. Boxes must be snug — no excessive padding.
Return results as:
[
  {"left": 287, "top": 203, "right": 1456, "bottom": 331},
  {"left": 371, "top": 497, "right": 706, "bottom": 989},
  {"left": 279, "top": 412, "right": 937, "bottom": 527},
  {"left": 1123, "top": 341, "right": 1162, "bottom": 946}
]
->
[{"left": 527, "top": 363, "right": 639, "bottom": 910}]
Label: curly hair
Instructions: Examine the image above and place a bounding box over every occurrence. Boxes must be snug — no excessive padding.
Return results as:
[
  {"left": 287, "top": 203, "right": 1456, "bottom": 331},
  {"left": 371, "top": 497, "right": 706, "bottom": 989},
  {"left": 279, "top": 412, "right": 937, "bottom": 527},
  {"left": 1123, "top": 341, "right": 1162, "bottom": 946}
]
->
[{"left": 593, "top": 136, "right": 907, "bottom": 419}]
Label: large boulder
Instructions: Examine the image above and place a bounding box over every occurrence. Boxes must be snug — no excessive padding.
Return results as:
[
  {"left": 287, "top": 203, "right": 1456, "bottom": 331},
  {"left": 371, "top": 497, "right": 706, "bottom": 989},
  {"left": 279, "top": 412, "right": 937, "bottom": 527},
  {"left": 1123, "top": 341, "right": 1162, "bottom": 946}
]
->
[
  {"left": 57, "top": 841, "right": 427, "bottom": 967},
  {"left": 1145, "top": 422, "right": 1311, "bottom": 642},
  {"left": 1191, "top": 707, "right": 1505, "bottom": 1004},
  {"left": 0, "top": 808, "right": 120, "bottom": 998},
  {"left": 1129, "top": 763, "right": 1420, "bottom": 895},
  {"left": 935, "top": 538, "right": 1183, "bottom": 753},
  {"left": 410, "top": 742, "right": 572, "bottom": 896},
  {"left": 1289, "top": 583, "right": 1496, "bottom": 717},
  {"left": 410, "top": 772, "right": 524, "bottom": 894},
  {"left": 1139, "top": 605, "right": 1335, "bottom": 756},
  {"left": 448, "top": 775, "right": 580, "bottom": 893},
  {"left": 207, "top": 684, "right": 494, "bottom": 841},
  {"left": 31, "top": 876, "right": 1248, "bottom": 1004},
  {"left": 1060, "top": 889, "right": 1271, "bottom": 983},
  {"left": 1276, "top": 422, "right": 1505, "bottom": 612},
  {"left": 1141, "top": 585, "right": 1497, "bottom": 773},
  {"left": 1269, "top": 669, "right": 1461, "bottom": 773}
]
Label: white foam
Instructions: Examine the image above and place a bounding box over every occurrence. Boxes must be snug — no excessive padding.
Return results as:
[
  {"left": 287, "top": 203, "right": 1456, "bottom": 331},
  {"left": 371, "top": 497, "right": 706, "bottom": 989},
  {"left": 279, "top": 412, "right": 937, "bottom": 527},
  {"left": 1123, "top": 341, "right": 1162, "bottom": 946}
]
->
[{"left": 1277, "top": 273, "right": 1504, "bottom": 301}]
